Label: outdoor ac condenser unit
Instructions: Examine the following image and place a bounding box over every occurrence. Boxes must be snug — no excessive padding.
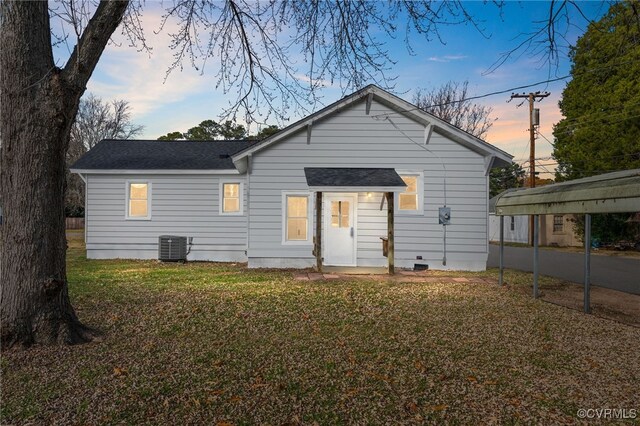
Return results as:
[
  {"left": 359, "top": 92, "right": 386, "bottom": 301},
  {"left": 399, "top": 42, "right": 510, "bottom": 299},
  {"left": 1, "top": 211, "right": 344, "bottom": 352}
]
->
[{"left": 158, "top": 235, "right": 188, "bottom": 262}]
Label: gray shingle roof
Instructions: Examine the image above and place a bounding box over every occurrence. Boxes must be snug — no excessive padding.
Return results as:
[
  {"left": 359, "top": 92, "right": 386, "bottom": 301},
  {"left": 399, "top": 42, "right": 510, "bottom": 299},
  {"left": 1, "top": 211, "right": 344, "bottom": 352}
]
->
[
  {"left": 304, "top": 168, "right": 406, "bottom": 188},
  {"left": 70, "top": 139, "right": 257, "bottom": 170}
]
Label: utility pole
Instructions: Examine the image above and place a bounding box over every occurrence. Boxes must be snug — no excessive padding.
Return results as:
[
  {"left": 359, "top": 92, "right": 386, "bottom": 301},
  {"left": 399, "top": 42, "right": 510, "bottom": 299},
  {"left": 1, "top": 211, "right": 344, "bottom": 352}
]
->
[{"left": 510, "top": 91, "right": 550, "bottom": 245}]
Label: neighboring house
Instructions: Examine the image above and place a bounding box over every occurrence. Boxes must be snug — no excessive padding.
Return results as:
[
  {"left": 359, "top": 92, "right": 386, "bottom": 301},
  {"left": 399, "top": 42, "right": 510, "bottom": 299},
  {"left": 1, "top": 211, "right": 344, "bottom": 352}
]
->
[
  {"left": 540, "top": 214, "right": 581, "bottom": 246},
  {"left": 488, "top": 193, "right": 528, "bottom": 244},
  {"left": 489, "top": 195, "right": 581, "bottom": 246},
  {"left": 71, "top": 85, "right": 512, "bottom": 271}
]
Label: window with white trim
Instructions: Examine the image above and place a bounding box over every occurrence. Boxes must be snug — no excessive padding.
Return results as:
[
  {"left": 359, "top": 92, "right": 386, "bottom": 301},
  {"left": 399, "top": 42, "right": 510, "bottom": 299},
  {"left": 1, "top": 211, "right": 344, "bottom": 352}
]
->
[
  {"left": 126, "top": 181, "right": 150, "bottom": 219},
  {"left": 283, "top": 193, "right": 312, "bottom": 244},
  {"left": 220, "top": 181, "right": 242, "bottom": 215},
  {"left": 397, "top": 172, "right": 423, "bottom": 214}
]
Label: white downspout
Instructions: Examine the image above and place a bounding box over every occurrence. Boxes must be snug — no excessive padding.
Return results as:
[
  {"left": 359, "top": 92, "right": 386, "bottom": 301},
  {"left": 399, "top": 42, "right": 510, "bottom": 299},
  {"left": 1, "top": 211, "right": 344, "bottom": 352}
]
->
[
  {"left": 246, "top": 154, "right": 252, "bottom": 262},
  {"left": 78, "top": 173, "right": 88, "bottom": 244}
]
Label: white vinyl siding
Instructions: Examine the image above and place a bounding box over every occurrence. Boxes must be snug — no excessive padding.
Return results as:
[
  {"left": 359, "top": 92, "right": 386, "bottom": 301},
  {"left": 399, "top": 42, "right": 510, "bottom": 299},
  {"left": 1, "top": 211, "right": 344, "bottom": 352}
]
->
[
  {"left": 86, "top": 174, "right": 247, "bottom": 261},
  {"left": 247, "top": 98, "right": 490, "bottom": 270}
]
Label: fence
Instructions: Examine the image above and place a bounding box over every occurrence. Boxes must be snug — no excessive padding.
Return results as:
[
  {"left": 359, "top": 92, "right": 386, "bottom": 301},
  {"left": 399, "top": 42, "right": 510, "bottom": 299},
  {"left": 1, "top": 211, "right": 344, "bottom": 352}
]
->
[{"left": 65, "top": 217, "right": 85, "bottom": 229}]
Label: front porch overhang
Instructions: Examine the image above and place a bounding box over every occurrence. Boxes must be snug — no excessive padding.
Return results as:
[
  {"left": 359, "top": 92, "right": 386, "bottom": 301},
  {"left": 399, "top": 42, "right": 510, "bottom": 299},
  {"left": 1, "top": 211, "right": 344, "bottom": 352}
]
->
[
  {"left": 305, "top": 168, "right": 405, "bottom": 275},
  {"left": 304, "top": 167, "right": 407, "bottom": 193}
]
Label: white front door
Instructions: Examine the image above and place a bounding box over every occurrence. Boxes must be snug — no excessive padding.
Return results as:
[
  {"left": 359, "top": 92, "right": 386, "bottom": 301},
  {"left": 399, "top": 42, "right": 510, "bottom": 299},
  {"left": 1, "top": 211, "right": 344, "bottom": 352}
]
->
[{"left": 323, "top": 194, "right": 357, "bottom": 266}]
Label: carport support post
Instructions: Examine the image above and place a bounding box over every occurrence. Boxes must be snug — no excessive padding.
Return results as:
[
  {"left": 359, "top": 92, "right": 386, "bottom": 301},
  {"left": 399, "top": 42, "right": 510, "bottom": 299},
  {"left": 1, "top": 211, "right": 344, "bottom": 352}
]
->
[
  {"left": 499, "top": 215, "right": 504, "bottom": 286},
  {"left": 584, "top": 214, "right": 591, "bottom": 313},
  {"left": 386, "top": 192, "right": 395, "bottom": 275},
  {"left": 316, "top": 192, "right": 323, "bottom": 272},
  {"left": 533, "top": 214, "right": 539, "bottom": 298}
]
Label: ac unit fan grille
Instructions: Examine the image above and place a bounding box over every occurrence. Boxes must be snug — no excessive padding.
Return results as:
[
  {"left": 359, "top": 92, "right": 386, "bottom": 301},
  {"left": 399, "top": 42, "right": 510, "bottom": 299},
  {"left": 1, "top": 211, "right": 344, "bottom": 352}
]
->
[{"left": 158, "top": 235, "right": 187, "bottom": 261}]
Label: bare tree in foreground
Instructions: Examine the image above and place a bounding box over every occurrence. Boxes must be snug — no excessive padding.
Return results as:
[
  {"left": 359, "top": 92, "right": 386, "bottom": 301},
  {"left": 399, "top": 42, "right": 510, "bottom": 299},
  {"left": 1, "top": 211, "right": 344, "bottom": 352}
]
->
[
  {"left": 0, "top": 0, "right": 603, "bottom": 347},
  {"left": 1, "top": 1, "right": 130, "bottom": 346},
  {"left": 413, "top": 81, "right": 494, "bottom": 139}
]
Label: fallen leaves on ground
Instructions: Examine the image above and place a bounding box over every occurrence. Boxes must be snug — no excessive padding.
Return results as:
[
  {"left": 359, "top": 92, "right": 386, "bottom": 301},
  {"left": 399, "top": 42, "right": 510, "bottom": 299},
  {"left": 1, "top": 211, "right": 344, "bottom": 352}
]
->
[{"left": 1, "top": 245, "right": 639, "bottom": 424}]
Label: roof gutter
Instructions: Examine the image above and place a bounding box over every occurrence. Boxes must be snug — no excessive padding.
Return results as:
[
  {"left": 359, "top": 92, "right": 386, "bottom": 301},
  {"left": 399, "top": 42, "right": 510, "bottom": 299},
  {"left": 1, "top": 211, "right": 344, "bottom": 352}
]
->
[{"left": 70, "top": 169, "right": 240, "bottom": 175}]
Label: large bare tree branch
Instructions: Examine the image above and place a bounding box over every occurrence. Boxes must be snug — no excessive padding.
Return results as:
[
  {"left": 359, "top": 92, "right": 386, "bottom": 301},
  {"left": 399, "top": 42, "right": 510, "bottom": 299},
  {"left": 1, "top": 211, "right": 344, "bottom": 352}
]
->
[
  {"left": 413, "top": 81, "right": 495, "bottom": 139},
  {"left": 484, "top": 0, "right": 603, "bottom": 76},
  {"left": 62, "top": 1, "right": 129, "bottom": 95},
  {"left": 158, "top": 0, "right": 497, "bottom": 123}
]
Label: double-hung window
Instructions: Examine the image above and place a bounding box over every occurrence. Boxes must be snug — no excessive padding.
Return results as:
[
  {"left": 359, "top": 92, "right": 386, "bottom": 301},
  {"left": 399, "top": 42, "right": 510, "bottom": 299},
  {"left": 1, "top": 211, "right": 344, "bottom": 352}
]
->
[
  {"left": 220, "top": 181, "right": 243, "bottom": 215},
  {"left": 126, "top": 181, "right": 151, "bottom": 220},
  {"left": 397, "top": 172, "right": 424, "bottom": 214},
  {"left": 553, "top": 215, "right": 564, "bottom": 233},
  {"left": 282, "top": 193, "right": 312, "bottom": 244}
]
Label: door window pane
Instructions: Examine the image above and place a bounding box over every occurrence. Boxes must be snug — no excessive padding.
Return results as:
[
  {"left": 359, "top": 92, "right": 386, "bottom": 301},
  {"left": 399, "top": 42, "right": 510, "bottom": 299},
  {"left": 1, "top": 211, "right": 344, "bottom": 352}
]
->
[
  {"left": 331, "top": 201, "right": 339, "bottom": 227},
  {"left": 331, "top": 201, "right": 350, "bottom": 228},
  {"left": 340, "top": 201, "right": 349, "bottom": 227}
]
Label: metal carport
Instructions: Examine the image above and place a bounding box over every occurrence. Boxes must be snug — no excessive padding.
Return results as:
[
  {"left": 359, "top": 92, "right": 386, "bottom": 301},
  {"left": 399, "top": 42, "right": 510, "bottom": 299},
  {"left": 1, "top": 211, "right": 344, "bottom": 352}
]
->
[{"left": 493, "top": 169, "right": 640, "bottom": 313}]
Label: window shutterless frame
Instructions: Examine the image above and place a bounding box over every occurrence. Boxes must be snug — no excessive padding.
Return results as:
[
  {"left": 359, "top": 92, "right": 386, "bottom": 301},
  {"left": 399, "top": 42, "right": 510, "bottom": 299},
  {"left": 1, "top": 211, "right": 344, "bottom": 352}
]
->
[
  {"left": 219, "top": 180, "right": 244, "bottom": 215},
  {"left": 125, "top": 180, "right": 152, "bottom": 220},
  {"left": 395, "top": 171, "right": 424, "bottom": 215},
  {"left": 281, "top": 191, "right": 313, "bottom": 245}
]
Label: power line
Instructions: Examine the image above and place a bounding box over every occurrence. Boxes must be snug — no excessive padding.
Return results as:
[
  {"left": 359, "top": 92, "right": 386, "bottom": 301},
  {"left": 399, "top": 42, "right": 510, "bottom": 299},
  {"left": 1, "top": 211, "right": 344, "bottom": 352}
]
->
[
  {"left": 370, "top": 58, "right": 640, "bottom": 119},
  {"left": 535, "top": 130, "right": 555, "bottom": 148},
  {"left": 551, "top": 112, "right": 640, "bottom": 137},
  {"left": 371, "top": 77, "right": 565, "bottom": 119},
  {"left": 551, "top": 99, "right": 640, "bottom": 126},
  {"left": 518, "top": 151, "right": 640, "bottom": 166}
]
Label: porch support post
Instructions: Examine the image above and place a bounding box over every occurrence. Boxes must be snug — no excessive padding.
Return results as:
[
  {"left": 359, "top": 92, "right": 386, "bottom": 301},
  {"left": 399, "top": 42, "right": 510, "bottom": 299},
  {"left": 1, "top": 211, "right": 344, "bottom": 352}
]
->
[
  {"left": 584, "top": 213, "right": 591, "bottom": 313},
  {"left": 315, "top": 192, "right": 323, "bottom": 272},
  {"left": 499, "top": 215, "right": 504, "bottom": 286},
  {"left": 533, "top": 214, "right": 539, "bottom": 299},
  {"left": 386, "top": 192, "right": 395, "bottom": 275}
]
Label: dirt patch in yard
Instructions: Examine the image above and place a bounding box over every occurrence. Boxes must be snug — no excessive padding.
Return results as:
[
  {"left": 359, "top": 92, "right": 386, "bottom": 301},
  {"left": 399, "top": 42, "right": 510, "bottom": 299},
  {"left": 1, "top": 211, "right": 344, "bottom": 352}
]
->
[
  {"left": 536, "top": 282, "right": 640, "bottom": 327},
  {"left": 297, "top": 268, "right": 640, "bottom": 328},
  {"left": 490, "top": 241, "right": 640, "bottom": 259}
]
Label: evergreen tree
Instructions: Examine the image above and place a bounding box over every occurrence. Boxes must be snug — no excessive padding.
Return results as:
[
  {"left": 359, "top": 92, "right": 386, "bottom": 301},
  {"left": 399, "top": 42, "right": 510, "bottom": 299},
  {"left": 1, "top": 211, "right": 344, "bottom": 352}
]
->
[
  {"left": 552, "top": 2, "right": 640, "bottom": 243},
  {"left": 553, "top": 2, "right": 640, "bottom": 179}
]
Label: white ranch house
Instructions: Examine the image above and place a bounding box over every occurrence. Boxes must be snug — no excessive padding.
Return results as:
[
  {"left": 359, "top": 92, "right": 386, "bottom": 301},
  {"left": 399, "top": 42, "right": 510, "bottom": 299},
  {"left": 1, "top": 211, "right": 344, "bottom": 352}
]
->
[{"left": 71, "top": 85, "right": 512, "bottom": 271}]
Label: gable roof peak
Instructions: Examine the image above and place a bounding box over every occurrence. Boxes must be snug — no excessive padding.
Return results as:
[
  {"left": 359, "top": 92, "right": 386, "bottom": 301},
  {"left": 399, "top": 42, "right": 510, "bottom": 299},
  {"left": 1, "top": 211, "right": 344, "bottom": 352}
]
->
[{"left": 231, "top": 85, "right": 512, "bottom": 168}]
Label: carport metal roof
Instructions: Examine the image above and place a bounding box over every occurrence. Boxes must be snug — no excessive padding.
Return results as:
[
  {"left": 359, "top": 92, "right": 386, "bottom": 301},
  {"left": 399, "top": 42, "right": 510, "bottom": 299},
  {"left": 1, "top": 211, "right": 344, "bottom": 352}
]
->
[
  {"left": 494, "top": 169, "right": 640, "bottom": 215},
  {"left": 493, "top": 168, "right": 640, "bottom": 315}
]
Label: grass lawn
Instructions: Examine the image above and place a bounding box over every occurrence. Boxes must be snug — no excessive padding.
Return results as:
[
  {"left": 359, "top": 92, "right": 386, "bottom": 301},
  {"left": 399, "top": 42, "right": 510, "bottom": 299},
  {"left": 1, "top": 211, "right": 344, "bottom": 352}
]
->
[{"left": 2, "top": 233, "right": 639, "bottom": 424}]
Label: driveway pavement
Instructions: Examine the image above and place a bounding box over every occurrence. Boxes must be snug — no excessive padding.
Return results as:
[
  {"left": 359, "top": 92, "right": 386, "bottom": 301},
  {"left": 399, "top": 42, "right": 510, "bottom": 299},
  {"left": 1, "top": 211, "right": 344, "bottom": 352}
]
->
[{"left": 488, "top": 244, "right": 640, "bottom": 295}]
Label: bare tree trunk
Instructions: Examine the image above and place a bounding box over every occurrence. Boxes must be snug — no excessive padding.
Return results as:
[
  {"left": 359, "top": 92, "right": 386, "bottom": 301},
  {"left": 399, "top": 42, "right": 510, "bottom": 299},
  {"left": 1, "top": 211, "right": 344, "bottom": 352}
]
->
[{"left": 1, "top": 1, "right": 128, "bottom": 347}]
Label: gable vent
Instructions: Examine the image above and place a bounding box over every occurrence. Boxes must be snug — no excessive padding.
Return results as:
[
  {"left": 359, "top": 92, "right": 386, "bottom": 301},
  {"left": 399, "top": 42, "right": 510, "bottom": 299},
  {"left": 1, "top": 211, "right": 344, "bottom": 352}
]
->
[{"left": 158, "top": 235, "right": 187, "bottom": 261}]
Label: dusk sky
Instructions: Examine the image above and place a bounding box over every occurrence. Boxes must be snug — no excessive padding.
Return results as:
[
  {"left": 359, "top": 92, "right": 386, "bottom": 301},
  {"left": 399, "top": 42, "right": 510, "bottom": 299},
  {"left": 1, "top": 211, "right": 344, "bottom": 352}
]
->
[{"left": 53, "top": 1, "right": 609, "bottom": 177}]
